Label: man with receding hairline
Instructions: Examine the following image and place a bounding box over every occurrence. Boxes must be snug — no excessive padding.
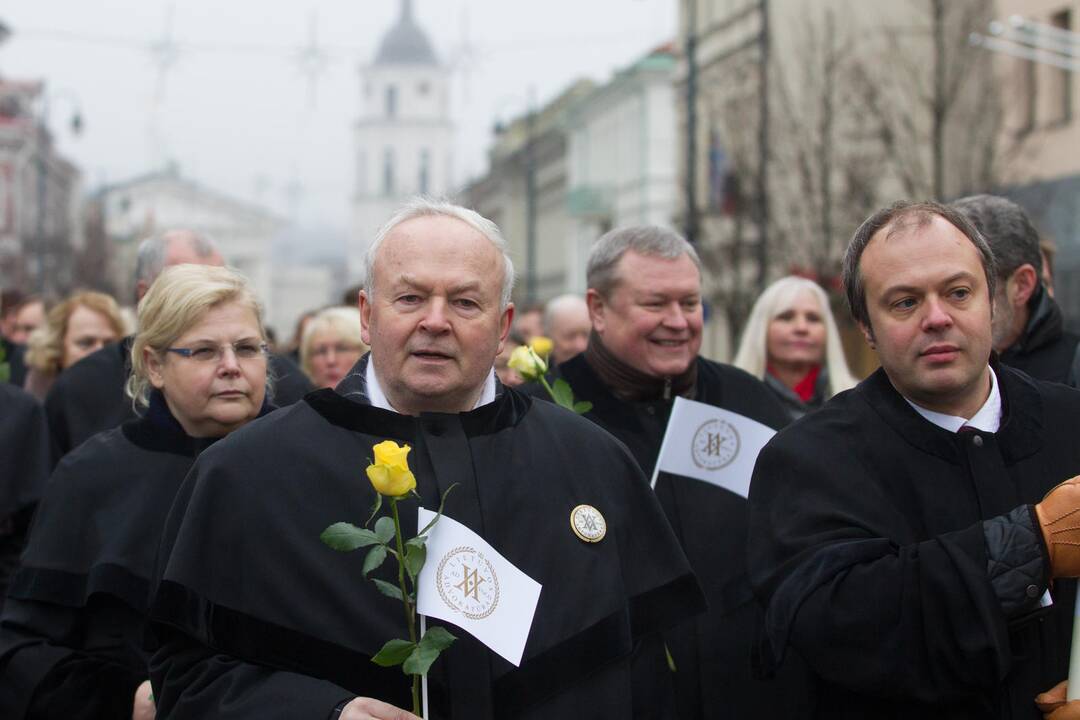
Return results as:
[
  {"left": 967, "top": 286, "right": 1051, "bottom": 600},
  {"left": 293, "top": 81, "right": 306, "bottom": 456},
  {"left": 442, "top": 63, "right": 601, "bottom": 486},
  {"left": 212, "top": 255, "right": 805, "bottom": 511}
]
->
[{"left": 748, "top": 200, "right": 1080, "bottom": 719}]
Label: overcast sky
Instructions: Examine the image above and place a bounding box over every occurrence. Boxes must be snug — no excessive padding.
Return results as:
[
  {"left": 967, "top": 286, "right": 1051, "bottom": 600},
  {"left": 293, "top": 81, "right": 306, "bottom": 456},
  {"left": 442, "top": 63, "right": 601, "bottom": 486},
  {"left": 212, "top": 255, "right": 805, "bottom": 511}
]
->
[{"left": 1, "top": 0, "right": 675, "bottom": 245}]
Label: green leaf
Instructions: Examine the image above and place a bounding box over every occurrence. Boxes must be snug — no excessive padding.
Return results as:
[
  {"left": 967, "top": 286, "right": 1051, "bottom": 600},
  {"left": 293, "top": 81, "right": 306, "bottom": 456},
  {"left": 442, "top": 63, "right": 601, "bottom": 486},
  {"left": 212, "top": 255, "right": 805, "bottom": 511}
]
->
[
  {"left": 406, "top": 535, "right": 427, "bottom": 550},
  {"left": 404, "top": 541, "right": 426, "bottom": 581},
  {"left": 374, "top": 516, "right": 396, "bottom": 544},
  {"left": 572, "top": 400, "right": 593, "bottom": 414},
  {"left": 363, "top": 545, "right": 388, "bottom": 577},
  {"left": 365, "top": 492, "right": 383, "bottom": 526},
  {"left": 372, "top": 578, "right": 404, "bottom": 601},
  {"left": 419, "top": 625, "right": 456, "bottom": 652},
  {"left": 402, "top": 644, "right": 439, "bottom": 676},
  {"left": 551, "top": 378, "right": 575, "bottom": 409},
  {"left": 418, "top": 483, "right": 459, "bottom": 536},
  {"left": 371, "top": 638, "right": 416, "bottom": 667},
  {"left": 320, "top": 523, "right": 382, "bottom": 552}
]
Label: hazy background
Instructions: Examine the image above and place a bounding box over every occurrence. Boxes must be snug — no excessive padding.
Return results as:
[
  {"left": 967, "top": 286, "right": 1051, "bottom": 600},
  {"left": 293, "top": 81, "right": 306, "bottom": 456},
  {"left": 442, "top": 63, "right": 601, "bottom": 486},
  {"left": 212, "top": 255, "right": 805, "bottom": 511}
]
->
[{"left": 1, "top": 0, "right": 675, "bottom": 257}]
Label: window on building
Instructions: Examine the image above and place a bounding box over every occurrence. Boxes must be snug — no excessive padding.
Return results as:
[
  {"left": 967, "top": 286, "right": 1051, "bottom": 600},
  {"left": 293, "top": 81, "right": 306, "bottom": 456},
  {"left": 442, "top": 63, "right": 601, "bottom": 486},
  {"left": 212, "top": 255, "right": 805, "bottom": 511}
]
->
[
  {"left": 418, "top": 149, "right": 430, "bottom": 195},
  {"left": 417, "top": 81, "right": 430, "bottom": 96},
  {"left": 383, "top": 147, "right": 395, "bottom": 196},
  {"left": 386, "top": 85, "right": 398, "bottom": 119},
  {"left": 1049, "top": 9, "right": 1073, "bottom": 125},
  {"left": 1019, "top": 55, "right": 1037, "bottom": 134}
]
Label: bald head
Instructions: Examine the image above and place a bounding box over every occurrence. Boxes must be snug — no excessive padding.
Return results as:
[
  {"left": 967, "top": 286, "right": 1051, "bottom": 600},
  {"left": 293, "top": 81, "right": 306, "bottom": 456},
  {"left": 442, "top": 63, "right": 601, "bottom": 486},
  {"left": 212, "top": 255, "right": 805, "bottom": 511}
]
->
[
  {"left": 134, "top": 229, "right": 224, "bottom": 302},
  {"left": 544, "top": 293, "right": 591, "bottom": 365}
]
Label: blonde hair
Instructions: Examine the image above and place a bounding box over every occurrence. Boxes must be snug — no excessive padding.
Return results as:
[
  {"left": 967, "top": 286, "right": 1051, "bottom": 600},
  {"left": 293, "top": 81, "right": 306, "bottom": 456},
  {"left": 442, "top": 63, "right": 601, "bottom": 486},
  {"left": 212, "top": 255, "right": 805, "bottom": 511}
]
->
[
  {"left": 733, "top": 276, "right": 856, "bottom": 397},
  {"left": 126, "top": 265, "right": 267, "bottom": 409},
  {"left": 300, "top": 306, "right": 366, "bottom": 377},
  {"left": 25, "top": 291, "right": 126, "bottom": 377}
]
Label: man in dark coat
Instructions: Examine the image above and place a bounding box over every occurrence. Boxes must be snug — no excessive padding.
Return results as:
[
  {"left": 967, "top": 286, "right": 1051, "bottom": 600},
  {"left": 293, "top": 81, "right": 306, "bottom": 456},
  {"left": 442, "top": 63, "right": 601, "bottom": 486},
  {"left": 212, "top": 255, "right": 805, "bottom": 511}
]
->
[
  {"left": 526, "top": 226, "right": 811, "bottom": 719},
  {"left": 43, "top": 229, "right": 311, "bottom": 458},
  {"left": 148, "top": 200, "right": 704, "bottom": 719},
  {"left": 0, "top": 384, "right": 50, "bottom": 608},
  {"left": 748, "top": 200, "right": 1080, "bottom": 719},
  {"left": 952, "top": 194, "right": 1080, "bottom": 386}
]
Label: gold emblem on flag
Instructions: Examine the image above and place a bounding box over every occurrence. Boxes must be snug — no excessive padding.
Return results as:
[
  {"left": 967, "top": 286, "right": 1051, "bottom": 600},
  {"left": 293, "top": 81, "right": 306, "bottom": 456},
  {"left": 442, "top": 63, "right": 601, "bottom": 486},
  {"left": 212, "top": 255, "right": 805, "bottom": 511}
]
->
[
  {"left": 570, "top": 504, "right": 607, "bottom": 543},
  {"left": 436, "top": 546, "right": 500, "bottom": 619},
  {"left": 691, "top": 418, "right": 740, "bottom": 470}
]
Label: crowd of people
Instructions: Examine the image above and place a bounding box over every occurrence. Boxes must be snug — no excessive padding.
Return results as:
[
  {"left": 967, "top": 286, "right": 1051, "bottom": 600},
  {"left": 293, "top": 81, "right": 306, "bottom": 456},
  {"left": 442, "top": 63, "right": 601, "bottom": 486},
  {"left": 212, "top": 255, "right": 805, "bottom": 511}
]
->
[{"left": 0, "top": 192, "right": 1079, "bottom": 719}]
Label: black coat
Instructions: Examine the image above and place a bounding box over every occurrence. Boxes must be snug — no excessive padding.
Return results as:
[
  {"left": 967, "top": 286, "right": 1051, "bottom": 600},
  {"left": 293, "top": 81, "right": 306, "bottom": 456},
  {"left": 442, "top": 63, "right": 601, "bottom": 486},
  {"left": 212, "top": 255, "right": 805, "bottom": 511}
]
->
[
  {"left": 748, "top": 364, "right": 1080, "bottom": 719},
  {"left": 147, "top": 356, "right": 705, "bottom": 719},
  {"left": 1001, "top": 286, "right": 1080, "bottom": 387},
  {"left": 0, "top": 393, "right": 220, "bottom": 720},
  {"left": 1, "top": 339, "right": 27, "bottom": 388},
  {"left": 43, "top": 336, "right": 312, "bottom": 460},
  {"left": 535, "top": 353, "right": 814, "bottom": 719},
  {"left": 0, "top": 384, "right": 51, "bottom": 607}
]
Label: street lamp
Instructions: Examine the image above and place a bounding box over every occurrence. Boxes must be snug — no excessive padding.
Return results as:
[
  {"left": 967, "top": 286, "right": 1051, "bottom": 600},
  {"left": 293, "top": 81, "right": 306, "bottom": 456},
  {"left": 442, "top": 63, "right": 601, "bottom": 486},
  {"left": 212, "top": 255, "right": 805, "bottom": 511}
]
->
[{"left": 492, "top": 90, "right": 538, "bottom": 304}]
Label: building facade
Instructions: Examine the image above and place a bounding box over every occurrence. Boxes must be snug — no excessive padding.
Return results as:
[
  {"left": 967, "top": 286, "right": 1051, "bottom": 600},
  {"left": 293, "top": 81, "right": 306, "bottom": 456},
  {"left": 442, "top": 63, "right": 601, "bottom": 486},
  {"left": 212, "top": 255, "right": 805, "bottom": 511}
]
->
[
  {"left": 348, "top": 0, "right": 453, "bottom": 285},
  {"left": 0, "top": 77, "right": 83, "bottom": 298}
]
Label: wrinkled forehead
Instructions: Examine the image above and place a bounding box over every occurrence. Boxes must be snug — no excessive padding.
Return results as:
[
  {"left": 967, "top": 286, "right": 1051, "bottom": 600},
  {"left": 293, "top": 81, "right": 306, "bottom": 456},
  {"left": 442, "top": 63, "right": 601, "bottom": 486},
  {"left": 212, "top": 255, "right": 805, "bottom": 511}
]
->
[{"left": 377, "top": 217, "right": 504, "bottom": 281}]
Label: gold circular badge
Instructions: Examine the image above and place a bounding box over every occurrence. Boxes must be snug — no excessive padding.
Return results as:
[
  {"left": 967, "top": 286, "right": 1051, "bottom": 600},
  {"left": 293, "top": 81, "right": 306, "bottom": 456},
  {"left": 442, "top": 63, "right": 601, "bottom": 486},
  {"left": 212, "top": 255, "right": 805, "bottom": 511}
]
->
[{"left": 570, "top": 504, "right": 607, "bottom": 543}]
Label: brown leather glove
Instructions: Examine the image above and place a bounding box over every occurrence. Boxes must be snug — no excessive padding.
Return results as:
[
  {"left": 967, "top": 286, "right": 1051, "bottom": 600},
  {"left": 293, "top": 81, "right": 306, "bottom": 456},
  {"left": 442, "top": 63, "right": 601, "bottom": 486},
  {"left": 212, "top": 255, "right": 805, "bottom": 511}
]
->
[
  {"left": 1036, "top": 680, "right": 1080, "bottom": 719},
  {"left": 1035, "top": 476, "right": 1080, "bottom": 578}
]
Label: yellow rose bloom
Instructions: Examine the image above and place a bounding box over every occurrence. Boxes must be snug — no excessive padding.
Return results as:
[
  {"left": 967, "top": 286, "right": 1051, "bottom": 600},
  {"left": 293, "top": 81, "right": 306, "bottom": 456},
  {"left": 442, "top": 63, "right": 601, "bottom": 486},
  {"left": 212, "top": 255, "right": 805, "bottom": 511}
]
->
[
  {"left": 366, "top": 462, "right": 417, "bottom": 497},
  {"left": 508, "top": 345, "right": 547, "bottom": 381},
  {"left": 372, "top": 440, "right": 411, "bottom": 472},
  {"left": 529, "top": 336, "right": 554, "bottom": 360}
]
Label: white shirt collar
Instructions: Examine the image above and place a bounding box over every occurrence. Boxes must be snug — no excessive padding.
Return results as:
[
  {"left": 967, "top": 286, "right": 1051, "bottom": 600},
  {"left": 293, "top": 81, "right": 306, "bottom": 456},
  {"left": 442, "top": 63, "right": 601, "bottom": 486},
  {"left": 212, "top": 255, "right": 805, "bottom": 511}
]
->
[
  {"left": 365, "top": 357, "right": 497, "bottom": 414},
  {"left": 904, "top": 366, "right": 1001, "bottom": 433}
]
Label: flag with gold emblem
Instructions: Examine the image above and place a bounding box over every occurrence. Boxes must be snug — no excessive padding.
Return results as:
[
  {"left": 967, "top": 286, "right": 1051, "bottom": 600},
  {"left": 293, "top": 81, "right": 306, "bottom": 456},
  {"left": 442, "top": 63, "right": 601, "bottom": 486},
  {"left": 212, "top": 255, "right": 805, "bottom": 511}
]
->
[
  {"left": 650, "top": 396, "right": 777, "bottom": 497},
  {"left": 416, "top": 508, "right": 542, "bottom": 666}
]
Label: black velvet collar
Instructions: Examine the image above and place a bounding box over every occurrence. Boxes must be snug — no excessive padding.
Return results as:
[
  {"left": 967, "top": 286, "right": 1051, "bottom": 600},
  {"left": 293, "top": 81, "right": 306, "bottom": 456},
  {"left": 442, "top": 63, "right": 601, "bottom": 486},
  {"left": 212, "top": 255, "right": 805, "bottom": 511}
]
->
[
  {"left": 856, "top": 359, "right": 1043, "bottom": 464},
  {"left": 304, "top": 354, "right": 528, "bottom": 438},
  {"left": 121, "top": 389, "right": 273, "bottom": 456}
]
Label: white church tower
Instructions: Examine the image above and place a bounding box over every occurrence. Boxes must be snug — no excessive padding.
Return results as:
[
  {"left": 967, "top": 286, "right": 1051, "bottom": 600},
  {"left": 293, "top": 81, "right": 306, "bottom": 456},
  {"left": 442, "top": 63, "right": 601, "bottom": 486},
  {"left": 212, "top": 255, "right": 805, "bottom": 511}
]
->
[{"left": 349, "top": 0, "right": 452, "bottom": 282}]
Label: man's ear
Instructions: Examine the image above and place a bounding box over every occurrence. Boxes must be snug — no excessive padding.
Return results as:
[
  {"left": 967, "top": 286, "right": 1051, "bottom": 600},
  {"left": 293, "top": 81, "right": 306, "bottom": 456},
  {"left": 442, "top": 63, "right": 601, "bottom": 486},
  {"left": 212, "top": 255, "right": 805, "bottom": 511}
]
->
[
  {"left": 359, "top": 290, "right": 372, "bottom": 346},
  {"left": 1011, "top": 264, "right": 1039, "bottom": 307},
  {"left": 859, "top": 320, "right": 876, "bottom": 350},
  {"left": 496, "top": 302, "right": 515, "bottom": 356},
  {"left": 586, "top": 289, "right": 605, "bottom": 335}
]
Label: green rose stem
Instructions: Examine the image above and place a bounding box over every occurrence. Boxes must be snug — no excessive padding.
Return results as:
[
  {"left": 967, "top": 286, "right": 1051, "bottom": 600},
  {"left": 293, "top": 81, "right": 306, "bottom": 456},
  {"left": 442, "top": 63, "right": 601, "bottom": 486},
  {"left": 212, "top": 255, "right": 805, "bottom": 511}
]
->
[{"left": 390, "top": 497, "right": 421, "bottom": 715}]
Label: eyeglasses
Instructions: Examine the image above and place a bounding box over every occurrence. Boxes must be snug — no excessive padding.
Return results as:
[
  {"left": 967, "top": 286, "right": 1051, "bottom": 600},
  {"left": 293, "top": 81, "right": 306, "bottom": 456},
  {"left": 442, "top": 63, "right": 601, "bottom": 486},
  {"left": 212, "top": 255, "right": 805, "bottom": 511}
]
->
[
  {"left": 165, "top": 341, "right": 269, "bottom": 363},
  {"left": 310, "top": 343, "right": 364, "bottom": 358}
]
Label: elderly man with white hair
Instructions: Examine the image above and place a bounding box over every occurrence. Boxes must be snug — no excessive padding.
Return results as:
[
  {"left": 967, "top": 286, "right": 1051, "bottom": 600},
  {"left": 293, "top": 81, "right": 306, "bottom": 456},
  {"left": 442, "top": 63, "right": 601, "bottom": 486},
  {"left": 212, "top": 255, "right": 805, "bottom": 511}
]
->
[
  {"left": 147, "top": 200, "right": 704, "bottom": 720},
  {"left": 542, "top": 293, "right": 591, "bottom": 366}
]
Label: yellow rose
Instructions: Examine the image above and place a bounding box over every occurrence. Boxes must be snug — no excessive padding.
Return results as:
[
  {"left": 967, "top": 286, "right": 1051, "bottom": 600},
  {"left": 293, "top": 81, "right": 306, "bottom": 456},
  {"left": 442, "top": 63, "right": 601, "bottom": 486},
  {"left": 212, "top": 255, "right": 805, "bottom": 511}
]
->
[
  {"left": 529, "top": 336, "right": 554, "bottom": 360},
  {"left": 372, "top": 440, "right": 411, "bottom": 472},
  {"left": 508, "top": 344, "right": 547, "bottom": 381},
  {"left": 367, "top": 441, "right": 416, "bottom": 496}
]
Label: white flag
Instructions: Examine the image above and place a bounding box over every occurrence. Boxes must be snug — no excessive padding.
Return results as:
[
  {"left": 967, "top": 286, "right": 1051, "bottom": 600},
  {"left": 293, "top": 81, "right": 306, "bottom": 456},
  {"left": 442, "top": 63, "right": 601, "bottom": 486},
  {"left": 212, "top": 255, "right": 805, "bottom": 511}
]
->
[
  {"left": 416, "top": 508, "right": 542, "bottom": 667},
  {"left": 650, "top": 396, "right": 777, "bottom": 498}
]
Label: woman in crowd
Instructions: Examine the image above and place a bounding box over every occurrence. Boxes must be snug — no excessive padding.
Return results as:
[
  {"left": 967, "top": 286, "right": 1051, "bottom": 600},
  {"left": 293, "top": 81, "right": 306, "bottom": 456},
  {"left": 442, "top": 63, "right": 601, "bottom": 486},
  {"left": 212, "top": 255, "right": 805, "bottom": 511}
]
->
[
  {"left": 23, "top": 291, "right": 126, "bottom": 400},
  {"left": 733, "top": 275, "right": 856, "bottom": 420},
  {"left": 300, "top": 306, "right": 366, "bottom": 388},
  {"left": 0, "top": 265, "right": 273, "bottom": 719}
]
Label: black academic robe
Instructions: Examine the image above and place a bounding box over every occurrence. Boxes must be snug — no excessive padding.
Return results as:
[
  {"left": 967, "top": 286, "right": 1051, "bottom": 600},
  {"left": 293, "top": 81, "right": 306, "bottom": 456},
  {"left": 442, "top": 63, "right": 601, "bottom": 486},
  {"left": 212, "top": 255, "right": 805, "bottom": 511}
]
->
[
  {"left": 0, "top": 385, "right": 51, "bottom": 607},
  {"left": 148, "top": 356, "right": 705, "bottom": 719},
  {"left": 539, "top": 353, "right": 813, "bottom": 719},
  {"left": 43, "top": 336, "right": 312, "bottom": 460},
  {"left": 748, "top": 364, "right": 1080, "bottom": 719},
  {"left": 2, "top": 338, "right": 28, "bottom": 388},
  {"left": 0, "top": 393, "right": 220, "bottom": 719}
]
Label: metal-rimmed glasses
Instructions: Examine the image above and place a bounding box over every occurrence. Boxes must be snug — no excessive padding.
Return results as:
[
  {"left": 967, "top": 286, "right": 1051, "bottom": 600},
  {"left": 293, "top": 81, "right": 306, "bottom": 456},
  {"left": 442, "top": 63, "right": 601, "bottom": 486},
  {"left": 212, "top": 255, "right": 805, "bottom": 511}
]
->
[{"left": 165, "top": 341, "right": 269, "bottom": 363}]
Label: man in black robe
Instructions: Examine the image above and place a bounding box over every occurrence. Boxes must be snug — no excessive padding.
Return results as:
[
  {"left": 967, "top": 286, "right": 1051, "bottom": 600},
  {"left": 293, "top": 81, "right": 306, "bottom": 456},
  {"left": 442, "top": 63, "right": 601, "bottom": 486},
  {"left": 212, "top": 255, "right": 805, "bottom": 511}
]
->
[
  {"left": 43, "top": 229, "right": 311, "bottom": 458},
  {"left": 748, "top": 200, "right": 1080, "bottom": 719},
  {"left": 524, "top": 225, "right": 811, "bottom": 719},
  {"left": 148, "top": 200, "right": 704, "bottom": 719},
  {"left": 0, "top": 384, "right": 50, "bottom": 608},
  {"left": 952, "top": 194, "right": 1080, "bottom": 386}
]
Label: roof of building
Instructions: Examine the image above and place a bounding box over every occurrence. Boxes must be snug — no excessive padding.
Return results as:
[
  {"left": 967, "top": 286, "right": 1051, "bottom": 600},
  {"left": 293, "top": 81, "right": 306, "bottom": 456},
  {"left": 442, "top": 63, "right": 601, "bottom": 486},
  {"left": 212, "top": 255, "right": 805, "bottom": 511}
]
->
[{"left": 374, "top": 0, "right": 438, "bottom": 66}]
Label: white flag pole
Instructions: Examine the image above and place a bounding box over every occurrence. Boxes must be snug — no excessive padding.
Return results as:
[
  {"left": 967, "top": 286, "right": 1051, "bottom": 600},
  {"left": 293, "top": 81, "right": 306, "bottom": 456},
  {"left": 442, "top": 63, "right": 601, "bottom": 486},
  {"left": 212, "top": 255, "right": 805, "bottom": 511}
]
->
[
  {"left": 1068, "top": 593, "right": 1080, "bottom": 700},
  {"left": 420, "top": 614, "right": 430, "bottom": 718}
]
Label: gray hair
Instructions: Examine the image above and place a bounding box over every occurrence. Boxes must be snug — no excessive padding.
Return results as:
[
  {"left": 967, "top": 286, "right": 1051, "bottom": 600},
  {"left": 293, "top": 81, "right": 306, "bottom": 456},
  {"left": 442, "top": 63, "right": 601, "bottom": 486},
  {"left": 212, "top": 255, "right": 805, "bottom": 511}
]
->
[
  {"left": 134, "top": 229, "right": 219, "bottom": 286},
  {"left": 586, "top": 226, "right": 702, "bottom": 298},
  {"left": 950, "top": 194, "right": 1041, "bottom": 280},
  {"left": 842, "top": 200, "right": 997, "bottom": 331},
  {"left": 543, "top": 293, "right": 588, "bottom": 334},
  {"left": 363, "top": 198, "right": 515, "bottom": 310}
]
